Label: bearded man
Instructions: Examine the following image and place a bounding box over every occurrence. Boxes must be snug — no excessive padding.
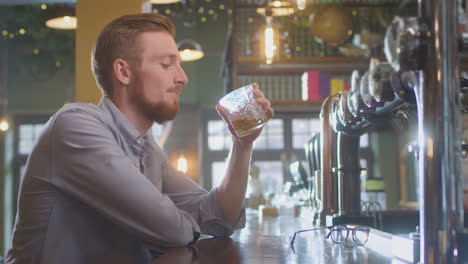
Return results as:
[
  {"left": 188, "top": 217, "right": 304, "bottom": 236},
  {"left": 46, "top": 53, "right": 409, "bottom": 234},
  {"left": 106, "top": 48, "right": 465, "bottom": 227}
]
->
[{"left": 6, "top": 13, "right": 273, "bottom": 264}]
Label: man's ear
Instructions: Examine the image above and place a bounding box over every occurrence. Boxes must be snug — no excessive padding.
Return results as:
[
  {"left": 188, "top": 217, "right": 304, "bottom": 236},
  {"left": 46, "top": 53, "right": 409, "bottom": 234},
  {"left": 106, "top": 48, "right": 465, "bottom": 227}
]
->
[{"left": 113, "top": 58, "right": 131, "bottom": 85}]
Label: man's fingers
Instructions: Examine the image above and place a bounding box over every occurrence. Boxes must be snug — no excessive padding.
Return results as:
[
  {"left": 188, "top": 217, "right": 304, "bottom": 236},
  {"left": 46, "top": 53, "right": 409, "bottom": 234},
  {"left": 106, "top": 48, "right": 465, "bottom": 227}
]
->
[
  {"left": 256, "top": 97, "right": 271, "bottom": 108},
  {"left": 252, "top": 86, "right": 265, "bottom": 99},
  {"left": 256, "top": 97, "right": 274, "bottom": 119}
]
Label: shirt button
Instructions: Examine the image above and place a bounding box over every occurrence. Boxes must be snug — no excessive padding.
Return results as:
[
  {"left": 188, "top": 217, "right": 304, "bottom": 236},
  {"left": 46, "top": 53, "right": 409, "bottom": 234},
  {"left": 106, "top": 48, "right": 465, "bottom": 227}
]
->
[{"left": 137, "top": 137, "right": 144, "bottom": 145}]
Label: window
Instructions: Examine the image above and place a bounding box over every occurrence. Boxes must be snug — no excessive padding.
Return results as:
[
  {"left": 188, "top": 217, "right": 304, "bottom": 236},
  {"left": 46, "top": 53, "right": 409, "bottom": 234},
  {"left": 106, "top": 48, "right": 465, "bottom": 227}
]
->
[
  {"left": 211, "top": 160, "right": 283, "bottom": 198},
  {"left": 18, "top": 124, "right": 45, "bottom": 155},
  {"left": 208, "top": 119, "right": 285, "bottom": 151},
  {"left": 292, "top": 118, "right": 321, "bottom": 149},
  {"left": 253, "top": 161, "right": 283, "bottom": 196},
  {"left": 211, "top": 161, "right": 227, "bottom": 188},
  {"left": 11, "top": 115, "right": 51, "bottom": 240},
  {"left": 207, "top": 120, "right": 231, "bottom": 151},
  {"left": 202, "top": 110, "right": 318, "bottom": 192},
  {"left": 254, "top": 119, "right": 284, "bottom": 150}
]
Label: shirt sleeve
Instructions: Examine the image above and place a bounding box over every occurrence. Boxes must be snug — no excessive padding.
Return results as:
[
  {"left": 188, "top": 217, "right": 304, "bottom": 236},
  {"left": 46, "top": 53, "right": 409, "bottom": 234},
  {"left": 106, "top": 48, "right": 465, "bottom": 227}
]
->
[
  {"left": 49, "top": 108, "right": 201, "bottom": 250},
  {"left": 159, "top": 153, "right": 246, "bottom": 236}
]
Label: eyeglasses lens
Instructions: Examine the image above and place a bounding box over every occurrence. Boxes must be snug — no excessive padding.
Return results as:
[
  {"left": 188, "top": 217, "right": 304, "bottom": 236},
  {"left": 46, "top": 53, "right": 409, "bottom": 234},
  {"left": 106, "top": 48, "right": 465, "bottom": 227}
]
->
[
  {"left": 330, "top": 226, "right": 348, "bottom": 243},
  {"left": 353, "top": 226, "right": 370, "bottom": 245}
]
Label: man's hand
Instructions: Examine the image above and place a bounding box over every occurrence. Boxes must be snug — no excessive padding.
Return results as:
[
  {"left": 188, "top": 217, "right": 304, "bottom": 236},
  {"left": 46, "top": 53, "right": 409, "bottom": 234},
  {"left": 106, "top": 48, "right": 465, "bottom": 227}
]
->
[{"left": 216, "top": 83, "right": 274, "bottom": 145}]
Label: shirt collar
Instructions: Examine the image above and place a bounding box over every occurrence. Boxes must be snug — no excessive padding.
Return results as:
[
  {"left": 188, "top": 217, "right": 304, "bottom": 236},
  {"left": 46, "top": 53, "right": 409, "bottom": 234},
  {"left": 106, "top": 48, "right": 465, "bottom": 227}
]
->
[{"left": 98, "top": 96, "right": 142, "bottom": 144}]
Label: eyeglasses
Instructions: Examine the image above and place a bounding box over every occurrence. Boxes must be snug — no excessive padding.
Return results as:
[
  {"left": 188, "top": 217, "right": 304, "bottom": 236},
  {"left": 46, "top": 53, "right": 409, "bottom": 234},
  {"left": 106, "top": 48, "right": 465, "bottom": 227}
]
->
[{"left": 290, "top": 225, "right": 370, "bottom": 248}]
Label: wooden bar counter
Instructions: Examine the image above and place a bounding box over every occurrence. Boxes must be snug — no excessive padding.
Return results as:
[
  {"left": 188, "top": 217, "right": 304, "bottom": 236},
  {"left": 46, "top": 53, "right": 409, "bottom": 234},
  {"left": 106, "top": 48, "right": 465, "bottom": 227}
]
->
[{"left": 152, "top": 211, "right": 412, "bottom": 264}]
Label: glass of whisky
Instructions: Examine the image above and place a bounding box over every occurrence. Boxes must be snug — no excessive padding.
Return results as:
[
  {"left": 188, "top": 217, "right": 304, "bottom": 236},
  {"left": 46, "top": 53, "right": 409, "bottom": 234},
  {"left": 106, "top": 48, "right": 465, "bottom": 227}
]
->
[{"left": 218, "top": 84, "right": 268, "bottom": 137}]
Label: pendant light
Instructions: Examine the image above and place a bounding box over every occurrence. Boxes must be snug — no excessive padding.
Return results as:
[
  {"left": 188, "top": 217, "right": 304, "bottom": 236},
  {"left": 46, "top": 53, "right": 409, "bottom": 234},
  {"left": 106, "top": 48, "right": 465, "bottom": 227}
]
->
[
  {"left": 177, "top": 39, "right": 204, "bottom": 62},
  {"left": 45, "top": 5, "right": 77, "bottom": 30}
]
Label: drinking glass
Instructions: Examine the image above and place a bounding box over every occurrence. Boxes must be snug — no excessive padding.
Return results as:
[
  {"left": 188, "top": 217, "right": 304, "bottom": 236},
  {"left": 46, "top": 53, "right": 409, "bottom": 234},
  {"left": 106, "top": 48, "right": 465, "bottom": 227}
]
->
[{"left": 218, "top": 84, "right": 268, "bottom": 137}]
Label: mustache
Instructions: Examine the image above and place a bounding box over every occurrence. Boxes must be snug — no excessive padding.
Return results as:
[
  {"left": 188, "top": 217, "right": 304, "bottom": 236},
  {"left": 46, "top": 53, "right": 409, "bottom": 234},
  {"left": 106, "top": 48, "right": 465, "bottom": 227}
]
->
[{"left": 168, "top": 86, "right": 183, "bottom": 93}]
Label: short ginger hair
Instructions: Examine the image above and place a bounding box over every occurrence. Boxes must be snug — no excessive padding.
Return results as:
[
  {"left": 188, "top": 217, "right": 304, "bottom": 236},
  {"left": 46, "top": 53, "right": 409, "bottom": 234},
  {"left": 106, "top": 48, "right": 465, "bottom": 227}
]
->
[{"left": 91, "top": 13, "right": 176, "bottom": 96}]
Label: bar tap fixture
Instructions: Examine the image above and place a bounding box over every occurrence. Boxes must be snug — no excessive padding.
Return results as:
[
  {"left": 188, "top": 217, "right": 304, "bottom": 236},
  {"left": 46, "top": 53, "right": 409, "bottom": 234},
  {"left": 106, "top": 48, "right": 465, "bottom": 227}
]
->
[
  {"left": 359, "top": 70, "right": 376, "bottom": 111},
  {"left": 369, "top": 61, "right": 396, "bottom": 106},
  {"left": 318, "top": 59, "right": 411, "bottom": 226},
  {"left": 305, "top": 132, "right": 321, "bottom": 223},
  {"left": 318, "top": 94, "right": 339, "bottom": 225},
  {"left": 333, "top": 93, "right": 364, "bottom": 220},
  {"left": 314, "top": 1, "right": 464, "bottom": 261},
  {"left": 383, "top": 1, "right": 464, "bottom": 262}
]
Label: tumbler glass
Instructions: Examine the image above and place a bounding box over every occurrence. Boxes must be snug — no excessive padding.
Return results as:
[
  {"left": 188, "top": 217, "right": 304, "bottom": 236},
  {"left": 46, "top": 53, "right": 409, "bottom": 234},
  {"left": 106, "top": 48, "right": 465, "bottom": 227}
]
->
[{"left": 218, "top": 84, "right": 268, "bottom": 137}]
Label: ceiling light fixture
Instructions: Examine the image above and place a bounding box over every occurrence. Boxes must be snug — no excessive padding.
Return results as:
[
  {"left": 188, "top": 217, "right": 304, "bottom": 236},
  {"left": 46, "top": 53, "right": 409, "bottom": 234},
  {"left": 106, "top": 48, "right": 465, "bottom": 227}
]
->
[
  {"left": 45, "top": 5, "right": 76, "bottom": 30},
  {"left": 256, "top": 1, "right": 295, "bottom": 17},
  {"left": 177, "top": 39, "right": 204, "bottom": 62},
  {"left": 296, "top": 0, "right": 307, "bottom": 10}
]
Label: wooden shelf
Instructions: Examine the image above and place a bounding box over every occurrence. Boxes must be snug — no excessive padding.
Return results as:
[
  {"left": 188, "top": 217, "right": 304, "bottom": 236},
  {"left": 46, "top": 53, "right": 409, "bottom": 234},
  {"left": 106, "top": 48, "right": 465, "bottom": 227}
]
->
[
  {"left": 237, "top": 56, "right": 370, "bottom": 75},
  {"left": 271, "top": 100, "right": 322, "bottom": 113}
]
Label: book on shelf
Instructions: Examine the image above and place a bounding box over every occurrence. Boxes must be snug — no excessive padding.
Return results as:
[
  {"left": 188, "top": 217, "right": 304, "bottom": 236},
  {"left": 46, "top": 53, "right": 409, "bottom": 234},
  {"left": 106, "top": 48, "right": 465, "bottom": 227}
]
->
[{"left": 301, "top": 71, "right": 351, "bottom": 101}]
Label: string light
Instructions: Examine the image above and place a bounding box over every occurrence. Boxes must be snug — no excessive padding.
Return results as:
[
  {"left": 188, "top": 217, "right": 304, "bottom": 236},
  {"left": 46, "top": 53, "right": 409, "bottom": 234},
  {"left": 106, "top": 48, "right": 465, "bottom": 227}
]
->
[
  {"left": 151, "top": 0, "right": 228, "bottom": 26},
  {"left": 41, "top": 4, "right": 47, "bottom": 10}
]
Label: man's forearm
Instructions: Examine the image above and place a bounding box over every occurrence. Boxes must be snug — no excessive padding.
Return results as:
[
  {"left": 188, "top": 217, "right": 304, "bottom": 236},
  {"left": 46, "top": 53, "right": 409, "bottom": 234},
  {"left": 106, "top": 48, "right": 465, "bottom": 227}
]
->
[{"left": 216, "top": 141, "right": 253, "bottom": 226}]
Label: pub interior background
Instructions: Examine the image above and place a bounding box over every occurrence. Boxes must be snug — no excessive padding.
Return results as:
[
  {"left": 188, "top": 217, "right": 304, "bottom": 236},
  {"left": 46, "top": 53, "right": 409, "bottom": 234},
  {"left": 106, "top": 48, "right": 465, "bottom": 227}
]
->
[{"left": 0, "top": 0, "right": 468, "bottom": 262}]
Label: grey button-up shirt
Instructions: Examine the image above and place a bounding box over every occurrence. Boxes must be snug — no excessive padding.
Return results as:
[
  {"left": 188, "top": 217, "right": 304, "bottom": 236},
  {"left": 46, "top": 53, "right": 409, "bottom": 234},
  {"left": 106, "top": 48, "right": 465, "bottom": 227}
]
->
[{"left": 6, "top": 97, "right": 245, "bottom": 264}]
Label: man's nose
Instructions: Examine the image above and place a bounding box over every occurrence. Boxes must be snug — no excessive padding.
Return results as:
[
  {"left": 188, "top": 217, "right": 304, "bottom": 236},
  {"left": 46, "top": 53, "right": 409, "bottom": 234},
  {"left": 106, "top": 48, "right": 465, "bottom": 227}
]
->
[{"left": 175, "top": 65, "right": 189, "bottom": 85}]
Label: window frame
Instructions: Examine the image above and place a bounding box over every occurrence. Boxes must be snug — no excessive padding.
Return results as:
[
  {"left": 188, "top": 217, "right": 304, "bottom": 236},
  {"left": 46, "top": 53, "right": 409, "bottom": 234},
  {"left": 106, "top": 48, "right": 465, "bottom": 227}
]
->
[
  {"left": 201, "top": 108, "right": 319, "bottom": 189},
  {"left": 13, "top": 114, "right": 51, "bottom": 209}
]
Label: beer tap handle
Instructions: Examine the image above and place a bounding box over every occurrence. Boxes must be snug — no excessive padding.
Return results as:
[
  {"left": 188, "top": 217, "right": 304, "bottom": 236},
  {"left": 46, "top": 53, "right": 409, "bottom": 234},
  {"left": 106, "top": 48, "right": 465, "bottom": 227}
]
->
[{"left": 384, "top": 16, "right": 429, "bottom": 72}]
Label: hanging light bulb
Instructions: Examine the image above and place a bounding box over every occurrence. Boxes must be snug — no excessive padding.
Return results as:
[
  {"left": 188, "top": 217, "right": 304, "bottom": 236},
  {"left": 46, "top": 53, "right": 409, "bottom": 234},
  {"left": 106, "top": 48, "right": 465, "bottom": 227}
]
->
[
  {"left": 296, "top": 0, "right": 307, "bottom": 10},
  {"left": 177, "top": 155, "right": 188, "bottom": 173},
  {"left": 264, "top": 16, "right": 275, "bottom": 64}
]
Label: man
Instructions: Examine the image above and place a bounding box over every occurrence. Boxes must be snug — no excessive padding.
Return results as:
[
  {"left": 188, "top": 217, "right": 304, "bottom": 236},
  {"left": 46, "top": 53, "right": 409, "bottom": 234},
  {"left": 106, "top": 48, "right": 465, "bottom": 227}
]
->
[{"left": 6, "top": 13, "right": 273, "bottom": 263}]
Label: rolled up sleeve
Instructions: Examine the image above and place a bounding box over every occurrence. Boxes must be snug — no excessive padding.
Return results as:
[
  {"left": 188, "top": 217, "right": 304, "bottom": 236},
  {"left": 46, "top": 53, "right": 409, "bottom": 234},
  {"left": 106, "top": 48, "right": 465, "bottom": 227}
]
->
[{"left": 160, "top": 158, "right": 246, "bottom": 236}]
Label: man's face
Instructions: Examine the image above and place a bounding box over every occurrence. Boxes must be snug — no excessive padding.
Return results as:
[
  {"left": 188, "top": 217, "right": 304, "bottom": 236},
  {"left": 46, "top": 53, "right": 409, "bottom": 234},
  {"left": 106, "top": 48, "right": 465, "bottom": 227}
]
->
[{"left": 128, "top": 31, "right": 188, "bottom": 124}]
